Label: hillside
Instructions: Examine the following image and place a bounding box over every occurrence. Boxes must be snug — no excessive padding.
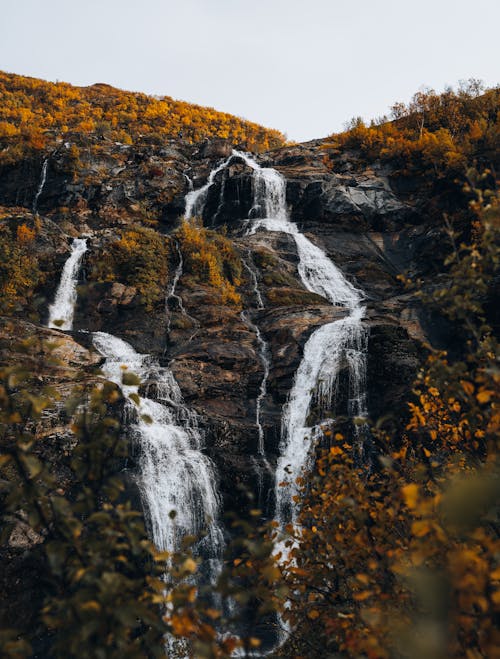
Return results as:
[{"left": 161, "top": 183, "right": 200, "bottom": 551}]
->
[
  {"left": 0, "top": 70, "right": 286, "bottom": 163},
  {"left": 0, "top": 77, "right": 498, "bottom": 658}
]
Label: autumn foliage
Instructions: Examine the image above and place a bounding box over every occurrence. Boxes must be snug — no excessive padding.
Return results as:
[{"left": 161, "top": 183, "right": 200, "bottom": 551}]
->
[
  {"left": 88, "top": 225, "right": 170, "bottom": 311},
  {"left": 323, "top": 81, "right": 499, "bottom": 181},
  {"left": 0, "top": 70, "right": 285, "bottom": 166},
  {"left": 274, "top": 186, "right": 499, "bottom": 658},
  {"left": 0, "top": 217, "right": 43, "bottom": 314},
  {"left": 176, "top": 219, "right": 243, "bottom": 306}
]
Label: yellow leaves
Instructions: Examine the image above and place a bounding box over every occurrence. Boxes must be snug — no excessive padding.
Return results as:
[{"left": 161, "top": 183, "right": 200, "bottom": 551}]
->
[
  {"left": 170, "top": 612, "right": 197, "bottom": 637},
  {"left": 401, "top": 483, "right": 419, "bottom": 510},
  {"left": 177, "top": 220, "right": 242, "bottom": 307},
  {"left": 307, "top": 609, "right": 320, "bottom": 620},
  {"left": 353, "top": 590, "right": 373, "bottom": 601},
  {"left": 411, "top": 520, "right": 432, "bottom": 538},
  {"left": 490, "top": 567, "right": 500, "bottom": 581},
  {"left": 182, "top": 557, "right": 198, "bottom": 574},
  {"left": 329, "top": 446, "right": 344, "bottom": 456},
  {"left": 16, "top": 224, "right": 36, "bottom": 245},
  {"left": 477, "top": 390, "right": 494, "bottom": 404},
  {"left": 461, "top": 380, "right": 475, "bottom": 396}
]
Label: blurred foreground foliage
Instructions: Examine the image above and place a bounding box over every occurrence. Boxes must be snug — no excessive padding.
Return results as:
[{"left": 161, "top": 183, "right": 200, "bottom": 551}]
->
[
  {"left": 272, "top": 183, "right": 499, "bottom": 657},
  {"left": 0, "top": 338, "right": 249, "bottom": 658}
]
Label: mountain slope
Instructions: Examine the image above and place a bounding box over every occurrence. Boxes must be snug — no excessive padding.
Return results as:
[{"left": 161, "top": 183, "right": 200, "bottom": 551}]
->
[{"left": 0, "top": 70, "right": 286, "bottom": 162}]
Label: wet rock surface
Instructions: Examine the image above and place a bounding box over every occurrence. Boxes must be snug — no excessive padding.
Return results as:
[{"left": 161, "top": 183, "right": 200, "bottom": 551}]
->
[
  {"left": 0, "top": 136, "right": 451, "bottom": 498},
  {"left": 0, "top": 135, "right": 462, "bottom": 632}
]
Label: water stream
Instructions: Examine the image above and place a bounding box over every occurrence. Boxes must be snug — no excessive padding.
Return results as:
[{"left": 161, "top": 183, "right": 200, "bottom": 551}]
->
[
  {"left": 185, "top": 149, "right": 368, "bottom": 534},
  {"left": 33, "top": 158, "right": 48, "bottom": 214},
  {"left": 92, "top": 332, "right": 224, "bottom": 565},
  {"left": 49, "top": 236, "right": 225, "bottom": 611},
  {"left": 47, "top": 237, "right": 88, "bottom": 330}
]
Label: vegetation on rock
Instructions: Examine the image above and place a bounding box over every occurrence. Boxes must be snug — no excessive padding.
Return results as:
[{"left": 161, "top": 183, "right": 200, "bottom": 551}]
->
[
  {"left": 0, "top": 213, "right": 45, "bottom": 317},
  {"left": 177, "top": 219, "right": 243, "bottom": 307},
  {"left": 324, "top": 81, "right": 499, "bottom": 182},
  {"left": 273, "top": 183, "right": 500, "bottom": 658},
  {"left": 89, "top": 225, "right": 170, "bottom": 312}
]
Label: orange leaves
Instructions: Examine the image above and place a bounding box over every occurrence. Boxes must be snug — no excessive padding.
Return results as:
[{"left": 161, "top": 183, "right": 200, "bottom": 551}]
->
[
  {"left": 353, "top": 590, "right": 373, "bottom": 602},
  {"left": 401, "top": 483, "right": 419, "bottom": 510},
  {"left": 16, "top": 223, "right": 36, "bottom": 245},
  {"left": 177, "top": 220, "right": 242, "bottom": 307},
  {"left": 476, "top": 390, "right": 494, "bottom": 404},
  {"left": 411, "top": 520, "right": 432, "bottom": 538},
  {"left": 0, "top": 71, "right": 286, "bottom": 162},
  {"left": 461, "top": 380, "right": 475, "bottom": 396},
  {"left": 307, "top": 608, "right": 321, "bottom": 620}
]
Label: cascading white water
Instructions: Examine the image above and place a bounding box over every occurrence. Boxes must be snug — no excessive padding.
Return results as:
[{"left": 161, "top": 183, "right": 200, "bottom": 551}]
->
[
  {"left": 235, "top": 152, "right": 368, "bottom": 532},
  {"left": 92, "top": 332, "right": 224, "bottom": 563},
  {"left": 184, "top": 154, "right": 236, "bottom": 219},
  {"left": 33, "top": 158, "right": 48, "bottom": 214},
  {"left": 47, "top": 238, "right": 88, "bottom": 330},
  {"left": 184, "top": 151, "right": 369, "bottom": 532}
]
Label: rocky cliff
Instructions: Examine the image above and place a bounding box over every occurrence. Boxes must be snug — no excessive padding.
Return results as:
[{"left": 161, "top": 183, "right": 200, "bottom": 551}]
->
[
  {"left": 0, "top": 131, "right": 454, "bottom": 505},
  {"left": 0, "top": 124, "right": 471, "bottom": 642}
]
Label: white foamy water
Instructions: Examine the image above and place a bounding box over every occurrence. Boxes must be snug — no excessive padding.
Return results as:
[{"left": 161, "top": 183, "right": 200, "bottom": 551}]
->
[
  {"left": 184, "top": 154, "right": 236, "bottom": 219},
  {"left": 237, "top": 152, "right": 368, "bottom": 531},
  {"left": 186, "top": 150, "right": 369, "bottom": 533},
  {"left": 92, "top": 332, "right": 224, "bottom": 562},
  {"left": 47, "top": 238, "right": 88, "bottom": 330}
]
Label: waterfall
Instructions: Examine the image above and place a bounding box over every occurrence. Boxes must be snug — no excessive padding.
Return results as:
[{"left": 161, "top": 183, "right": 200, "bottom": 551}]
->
[
  {"left": 184, "top": 151, "right": 369, "bottom": 530},
  {"left": 184, "top": 154, "right": 236, "bottom": 219},
  {"left": 240, "top": 310, "right": 270, "bottom": 457},
  {"left": 237, "top": 152, "right": 368, "bottom": 532},
  {"left": 47, "top": 238, "right": 88, "bottom": 330},
  {"left": 92, "top": 332, "right": 224, "bottom": 567},
  {"left": 33, "top": 158, "right": 48, "bottom": 214},
  {"left": 165, "top": 240, "right": 201, "bottom": 343},
  {"left": 48, "top": 234, "right": 225, "bottom": 658},
  {"left": 184, "top": 150, "right": 369, "bottom": 527},
  {"left": 166, "top": 240, "right": 185, "bottom": 336},
  {"left": 242, "top": 254, "right": 265, "bottom": 311}
]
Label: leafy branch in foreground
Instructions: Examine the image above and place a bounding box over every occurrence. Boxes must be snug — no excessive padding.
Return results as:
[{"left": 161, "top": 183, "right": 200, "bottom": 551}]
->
[
  {"left": 0, "top": 336, "right": 168, "bottom": 657},
  {"left": 274, "top": 186, "right": 499, "bottom": 658}
]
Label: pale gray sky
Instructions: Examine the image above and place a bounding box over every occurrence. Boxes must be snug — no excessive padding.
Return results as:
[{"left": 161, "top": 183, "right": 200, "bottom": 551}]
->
[{"left": 1, "top": 0, "right": 498, "bottom": 141}]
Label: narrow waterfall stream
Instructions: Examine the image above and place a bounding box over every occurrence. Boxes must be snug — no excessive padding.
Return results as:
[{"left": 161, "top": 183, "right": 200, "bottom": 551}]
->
[
  {"left": 47, "top": 237, "right": 88, "bottom": 330},
  {"left": 49, "top": 235, "right": 225, "bottom": 634},
  {"left": 33, "top": 158, "right": 48, "bottom": 215}
]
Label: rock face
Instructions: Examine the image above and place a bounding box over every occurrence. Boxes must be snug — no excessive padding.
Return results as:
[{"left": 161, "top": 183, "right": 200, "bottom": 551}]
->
[
  {"left": 0, "top": 134, "right": 462, "bottom": 636},
  {"left": 0, "top": 137, "right": 452, "bottom": 492}
]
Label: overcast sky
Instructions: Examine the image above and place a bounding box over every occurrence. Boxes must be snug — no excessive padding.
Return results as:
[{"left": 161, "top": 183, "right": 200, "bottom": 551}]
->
[{"left": 1, "top": 0, "right": 498, "bottom": 142}]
